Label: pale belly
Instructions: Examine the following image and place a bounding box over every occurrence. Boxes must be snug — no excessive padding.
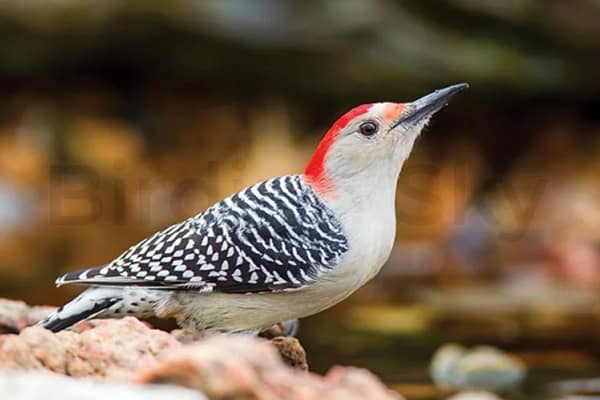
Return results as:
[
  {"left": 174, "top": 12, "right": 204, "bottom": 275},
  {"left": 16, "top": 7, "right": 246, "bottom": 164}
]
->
[
  {"left": 161, "top": 233, "right": 395, "bottom": 333},
  {"left": 164, "top": 288, "right": 342, "bottom": 332}
]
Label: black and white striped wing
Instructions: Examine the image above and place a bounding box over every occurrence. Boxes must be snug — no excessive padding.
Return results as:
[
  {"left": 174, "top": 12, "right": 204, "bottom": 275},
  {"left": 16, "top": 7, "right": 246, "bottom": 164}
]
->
[{"left": 57, "top": 176, "right": 349, "bottom": 293}]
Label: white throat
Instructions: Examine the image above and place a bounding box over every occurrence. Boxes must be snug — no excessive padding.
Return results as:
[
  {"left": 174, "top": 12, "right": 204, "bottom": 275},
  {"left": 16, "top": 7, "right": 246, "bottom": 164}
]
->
[{"left": 320, "top": 125, "right": 423, "bottom": 288}]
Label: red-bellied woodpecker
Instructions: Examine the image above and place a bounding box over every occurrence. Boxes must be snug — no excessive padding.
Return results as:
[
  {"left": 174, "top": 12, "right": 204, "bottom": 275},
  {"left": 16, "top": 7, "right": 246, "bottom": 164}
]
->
[{"left": 41, "top": 83, "right": 468, "bottom": 333}]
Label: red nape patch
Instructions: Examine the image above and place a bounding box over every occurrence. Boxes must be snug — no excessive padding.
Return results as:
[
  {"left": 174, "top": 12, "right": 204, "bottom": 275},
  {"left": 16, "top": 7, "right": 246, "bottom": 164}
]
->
[{"left": 303, "top": 103, "right": 373, "bottom": 192}]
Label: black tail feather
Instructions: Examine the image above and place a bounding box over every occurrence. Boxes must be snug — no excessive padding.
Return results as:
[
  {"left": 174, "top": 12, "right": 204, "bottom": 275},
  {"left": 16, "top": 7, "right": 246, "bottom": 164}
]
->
[{"left": 41, "top": 297, "right": 119, "bottom": 332}]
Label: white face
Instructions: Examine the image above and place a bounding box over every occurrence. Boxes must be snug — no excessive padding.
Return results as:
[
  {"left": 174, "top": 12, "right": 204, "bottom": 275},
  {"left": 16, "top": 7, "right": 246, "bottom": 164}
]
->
[
  {"left": 305, "top": 84, "right": 468, "bottom": 197},
  {"left": 324, "top": 102, "right": 429, "bottom": 190}
]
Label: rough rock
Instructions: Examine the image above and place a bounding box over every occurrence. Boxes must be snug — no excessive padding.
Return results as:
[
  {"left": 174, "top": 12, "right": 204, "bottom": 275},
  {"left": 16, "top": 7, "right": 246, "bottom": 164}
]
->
[
  {"left": 0, "top": 371, "right": 206, "bottom": 400},
  {"left": 259, "top": 319, "right": 299, "bottom": 338},
  {"left": 270, "top": 336, "right": 308, "bottom": 371},
  {"left": 0, "top": 299, "right": 56, "bottom": 333},
  {"left": 137, "top": 335, "right": 402, "bottom": 400},
  {"left": 170, "top": 328, "right": 308, "bottom": 370},
  {"left": 0, "top": 299, "right": 401, "bottom": 399},
  {"left": 0, "top": 317, "right": 181, "bottom": 377},
  {"left": 0, "top": 297, "right": 308, "bottom": 373}
]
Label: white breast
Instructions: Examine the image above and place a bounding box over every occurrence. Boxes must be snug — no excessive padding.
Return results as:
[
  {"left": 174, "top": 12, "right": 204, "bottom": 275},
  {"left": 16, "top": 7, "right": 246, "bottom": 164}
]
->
[{"left": 326, "top": 195, "right": 396, "bottom": 289}]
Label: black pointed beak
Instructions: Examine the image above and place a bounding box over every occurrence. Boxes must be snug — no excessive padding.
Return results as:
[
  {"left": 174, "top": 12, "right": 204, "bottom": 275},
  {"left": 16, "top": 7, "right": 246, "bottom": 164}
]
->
[{"left": 392, "top": 83, "right": 469, "bottom": 128}]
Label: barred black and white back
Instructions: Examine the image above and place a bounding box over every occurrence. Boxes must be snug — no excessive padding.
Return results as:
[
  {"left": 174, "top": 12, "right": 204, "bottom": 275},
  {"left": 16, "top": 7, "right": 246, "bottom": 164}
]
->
[{"left": 41, "top": 175, "right": 349, "bottom": 332}]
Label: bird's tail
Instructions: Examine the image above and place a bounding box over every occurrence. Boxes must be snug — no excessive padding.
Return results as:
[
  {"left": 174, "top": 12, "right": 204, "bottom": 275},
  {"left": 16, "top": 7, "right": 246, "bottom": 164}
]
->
[{"left": 40, "top": 288, "right": 121, "bottom": 332}]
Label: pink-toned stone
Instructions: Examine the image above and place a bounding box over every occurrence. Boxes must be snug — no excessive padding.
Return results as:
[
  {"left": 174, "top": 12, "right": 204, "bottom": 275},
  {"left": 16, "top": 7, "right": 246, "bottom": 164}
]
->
[
  {"left": 0, "top": 299, "right": 402, "bottom": 400},
  {"left": 0, "top": 317, "right": 181, "bottom": 378},
  {"left": 0, "top": 298, "right": 56, "bottom": 333},
  {"left": 136, "top": 336, "right": 402, "bottom": 400}
]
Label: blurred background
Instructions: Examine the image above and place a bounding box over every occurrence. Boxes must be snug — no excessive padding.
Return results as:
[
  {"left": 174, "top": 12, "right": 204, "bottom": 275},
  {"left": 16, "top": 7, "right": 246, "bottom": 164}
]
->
[{"left": 1, "top": 0, "right": 600, "bottom": 398}]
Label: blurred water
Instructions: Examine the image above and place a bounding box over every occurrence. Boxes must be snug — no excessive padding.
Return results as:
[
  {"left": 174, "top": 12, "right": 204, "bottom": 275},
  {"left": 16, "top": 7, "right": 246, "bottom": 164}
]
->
[{"left": 301, "top": 294, "right": 600, "bottom": 399}]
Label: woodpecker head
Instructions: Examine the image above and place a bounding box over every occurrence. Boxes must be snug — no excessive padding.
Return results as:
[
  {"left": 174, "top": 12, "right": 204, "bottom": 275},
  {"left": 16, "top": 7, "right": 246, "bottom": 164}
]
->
[{"left": 304, "top": 83, "right": 469, "bottom": 195}]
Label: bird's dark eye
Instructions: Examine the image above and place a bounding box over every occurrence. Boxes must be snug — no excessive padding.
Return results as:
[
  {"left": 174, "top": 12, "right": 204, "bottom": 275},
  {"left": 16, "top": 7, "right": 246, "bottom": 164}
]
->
[{"left": 359, "top": 121, "right": 379, "bottom": 137}]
